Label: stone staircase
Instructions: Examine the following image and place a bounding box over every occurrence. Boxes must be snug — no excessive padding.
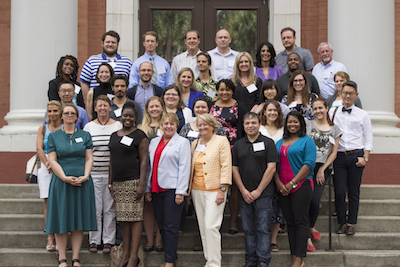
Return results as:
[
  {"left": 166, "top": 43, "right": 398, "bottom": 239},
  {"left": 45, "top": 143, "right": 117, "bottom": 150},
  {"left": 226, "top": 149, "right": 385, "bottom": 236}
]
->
[{"left": 0, "top": 184, "right": 399, "bottom": 267}]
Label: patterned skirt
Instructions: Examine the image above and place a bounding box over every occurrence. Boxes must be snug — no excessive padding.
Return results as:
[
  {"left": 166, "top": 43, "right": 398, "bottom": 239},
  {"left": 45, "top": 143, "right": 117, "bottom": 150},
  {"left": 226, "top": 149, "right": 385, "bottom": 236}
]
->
[{"left": 113, "top": 179, "right": 144, "bottom": 222}]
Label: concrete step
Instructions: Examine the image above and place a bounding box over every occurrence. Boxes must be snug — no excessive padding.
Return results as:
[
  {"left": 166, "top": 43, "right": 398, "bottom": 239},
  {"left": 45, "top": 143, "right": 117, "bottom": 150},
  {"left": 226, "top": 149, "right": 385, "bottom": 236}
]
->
[
  {"left": 0, "top": 184, "right": 39, "bottom": 199},
  {"left": 0, "top": 198, "right": 43, "bottom": 214},
  {"left": 319, "top": 199, "right": 400, "bottom": 216}
]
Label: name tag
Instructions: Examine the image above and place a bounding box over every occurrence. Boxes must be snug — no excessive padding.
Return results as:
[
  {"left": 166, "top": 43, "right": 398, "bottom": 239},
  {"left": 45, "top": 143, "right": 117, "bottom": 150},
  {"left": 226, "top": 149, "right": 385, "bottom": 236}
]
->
[
  {"left": 187, "top": 130, "right": 199, "bottom": 138},
  {"left": 253, "top": 142, "right": 265, "bottom": 152},
  {"left": 323, "top": 71, "right": 331, "bottom": 79},
  {"left": 246, "top": 84, "right": 257, "bottom": 93},
  {"left": 228, "top": 61, "right": 234, "bottom": 67},
  {"left": 196, "top": 144, "right": 205, "bottom": 152},
  {"left": 109, "top": 61, "right": 117, "bottom": 69},
  {"left": 120, "top": 136, "right": 133, "bottom": 146},
  {"left": 107, "top": 94, "right": 115, "bottom": 100},
  {"left": 288, "top": 101, "right": 298, "bottom": 108},
  {"left": 157, "top": 66, "right": 166, "bottom": 74},
  {"left": 329, "top": 136, "right": 336, "bottom": 145},
  {"left": 75, "top": 137, "right": 83, "bottom": 143},
  {"left": 157, "top": 129, "right": 162, "bottom": 136},
  {"left": 114, "top": 108, "right": 122, "bottom": 117},
  {"left": 207, "top": 90, "right": 216, "bottom": 99},
  {"left": 74, "top": 85, "right": 81, "bottom": 94}
]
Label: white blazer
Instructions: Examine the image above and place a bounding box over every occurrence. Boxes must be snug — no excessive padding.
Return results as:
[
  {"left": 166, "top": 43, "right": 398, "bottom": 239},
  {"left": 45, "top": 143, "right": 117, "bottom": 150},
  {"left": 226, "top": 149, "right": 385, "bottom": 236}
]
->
[{"left": 146, "top": 132, "right": 191, "bottom": 196}]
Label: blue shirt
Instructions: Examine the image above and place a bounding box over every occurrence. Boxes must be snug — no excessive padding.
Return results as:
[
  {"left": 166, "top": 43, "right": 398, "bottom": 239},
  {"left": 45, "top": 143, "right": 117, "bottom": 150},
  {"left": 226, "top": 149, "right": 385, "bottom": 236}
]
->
[
  {"left": 43, "top": 104, "right": 89, "bottom": 130},
  {"left": 79, "top": 53, "right": 132, "bottom": 89},
  {"left": 312, "top": 59, "right": 347, "bottom": 99},
  {"left": 135, "top": 83, "right": 155, "bottom": 111},
  {"left": 129, "top": 53, "right": 172, "bottom": 89},
  {"left": 207, "top": 47, "right": 239, "bottom": 81}
]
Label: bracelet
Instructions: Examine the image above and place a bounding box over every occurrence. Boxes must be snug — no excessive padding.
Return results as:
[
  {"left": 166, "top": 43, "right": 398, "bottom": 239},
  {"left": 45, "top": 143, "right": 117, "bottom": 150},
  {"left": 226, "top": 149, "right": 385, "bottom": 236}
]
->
[
  {"left": 108, "top": 184, "right": 112, "bottom": 188},
  {"left": 289, "top": 180, "right": 298, "bottom": 189}
]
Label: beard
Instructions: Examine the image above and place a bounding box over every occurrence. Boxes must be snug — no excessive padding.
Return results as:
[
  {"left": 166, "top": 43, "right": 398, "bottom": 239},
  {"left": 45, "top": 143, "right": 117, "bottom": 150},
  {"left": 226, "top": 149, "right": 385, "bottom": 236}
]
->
[{"left": 103, "top": 47, "right": 118, "bottom": 57}]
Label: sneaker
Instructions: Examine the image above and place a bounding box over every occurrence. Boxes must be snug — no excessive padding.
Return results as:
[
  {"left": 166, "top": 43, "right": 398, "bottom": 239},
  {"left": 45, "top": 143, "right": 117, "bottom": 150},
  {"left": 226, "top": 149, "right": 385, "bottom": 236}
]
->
[{"left": 270, "top": 243, "right": 279, "bottom": 252}]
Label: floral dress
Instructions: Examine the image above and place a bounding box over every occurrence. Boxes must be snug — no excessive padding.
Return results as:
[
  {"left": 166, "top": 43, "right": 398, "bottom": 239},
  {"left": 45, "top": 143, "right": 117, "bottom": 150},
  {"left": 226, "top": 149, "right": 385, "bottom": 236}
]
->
[
  {"left": 210, "top": 102, "right": 239, "bottom": 146},
  {"left": 282, "top": 93, "right": 318, "bottom": 120}
]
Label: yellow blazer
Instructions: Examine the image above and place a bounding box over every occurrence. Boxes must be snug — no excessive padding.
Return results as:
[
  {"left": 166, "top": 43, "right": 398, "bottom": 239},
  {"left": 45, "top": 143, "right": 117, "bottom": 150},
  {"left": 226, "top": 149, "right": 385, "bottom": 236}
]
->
[{"left": 189, "top": 134, "right": 232, "bottom": 192}]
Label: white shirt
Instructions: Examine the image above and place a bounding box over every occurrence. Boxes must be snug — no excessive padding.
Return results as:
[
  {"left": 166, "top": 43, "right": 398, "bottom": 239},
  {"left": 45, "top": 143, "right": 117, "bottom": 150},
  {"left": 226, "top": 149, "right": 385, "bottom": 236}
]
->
[
  {"left": 207, "top": 47, "right": 239, "bottom": 81},
  {"left": 329, "top": 104, "right": 373, "bottom": 152},
  {"left": 312, "top": 59, "right": 347, "bottom": 99}
]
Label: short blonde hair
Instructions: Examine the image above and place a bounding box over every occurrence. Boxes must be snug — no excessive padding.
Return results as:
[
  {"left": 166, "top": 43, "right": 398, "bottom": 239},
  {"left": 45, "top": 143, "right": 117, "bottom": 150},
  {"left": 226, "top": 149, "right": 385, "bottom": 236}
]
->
[
  {"left": 197, "top": 114, "right": 219, "bottom": 133},
  {"left": 161, "top": 113, "right": 179, "bottom": 127},
  {"left": 45, "top": 100, "right": 62, "bottom": 123}
]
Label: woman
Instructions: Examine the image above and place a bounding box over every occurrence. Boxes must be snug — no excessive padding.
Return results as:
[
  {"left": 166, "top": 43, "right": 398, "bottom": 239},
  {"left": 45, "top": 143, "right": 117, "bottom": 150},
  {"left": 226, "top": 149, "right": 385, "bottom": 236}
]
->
[
  {"left": 306, "top": 99, "right": 341, "bottom": 251},
  {"left": 87, "top": 62, "right": 115, "bottom": 120},
  {"left": 189, "top": 114, "right": 232, "bottom": 267},
  {"left": 145, "top": 113, "right": 191, "bottom": 267},
  {"left": 282, "top": 70, "right": 318, "bottom": 120},
  {"left": 162, "top": 84, "right": 193, "bottom": 132},
  {"left": 83, "top": 95, "right": 122, "bottom": 254},
  {"left": 138, "top": 96, "right": 165, "bottom": 252},
  {"left": 251, "top": 79, "right": 290, "bottom": 118},
  {"left": 46, "top": 103, "right": 97, "bottom": 267},
  {"left": 179, "top": 98, "right": 226, "bottom": 144},
  {"left": 255, "top": 42, "right": 283, "bottom": 81},
  {"left": 259, "top": 100, "right": 285, "bottom": 252},
  {"left": 36, "top": 100, "right": 62, "bottom": 251},
  {"left": 274, "top": 111, "right": 316, "bottom": 267},
  {"left": 48, "top": 55, "right": 84, "bottom": 108},
  {"left": 109, "top": 102, "right": 149, "bottom": 267},
  {"left": 210, "top": 79, "right": 247, "bottom": 234},
  {"left": 176, "top": 67, "right": 204, "bottom": 109},
  {"left": 326, "top": 71, "right": 363, "bottom": 109},
  {"left": 231, "top": 52, "right": 263, "bottom": 111}
]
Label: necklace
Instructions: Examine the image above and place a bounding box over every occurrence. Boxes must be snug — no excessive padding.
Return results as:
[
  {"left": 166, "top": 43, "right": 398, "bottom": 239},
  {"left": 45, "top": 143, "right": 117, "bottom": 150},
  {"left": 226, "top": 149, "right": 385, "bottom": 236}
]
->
[
  {"left": 97, "top": 118, "right": 110, "bottom": 129},
  {"left": 62, "top": 127, "right": 76, "bottom": 145}
]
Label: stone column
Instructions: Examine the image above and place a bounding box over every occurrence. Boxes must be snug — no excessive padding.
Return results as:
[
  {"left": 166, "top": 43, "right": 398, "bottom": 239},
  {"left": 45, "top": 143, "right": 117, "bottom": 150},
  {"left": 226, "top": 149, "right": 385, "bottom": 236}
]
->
[
  {"left": 0, "top": 0, "right": 77, "bottom": 151},
  {"left": 328, "top": 0, "right": 400, "bottom": 153}
]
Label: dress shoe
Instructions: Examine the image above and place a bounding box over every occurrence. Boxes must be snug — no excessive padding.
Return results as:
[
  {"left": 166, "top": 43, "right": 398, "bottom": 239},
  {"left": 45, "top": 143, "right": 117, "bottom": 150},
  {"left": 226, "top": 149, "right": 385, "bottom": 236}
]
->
[
  {"left": 337, "top": 224, "right": 346, "bottom": 234},
  {"left": 258, "top": 263, "right": 269, "bottom": 267},
  {"left": 242, "top": 264, "right": 256, "bottom": 267},
  {"left": 346, "top": 225, "right": 355, "bottom": 235},
  {"left": 311, "top": 230, "right": 320, "bottom": 240}
]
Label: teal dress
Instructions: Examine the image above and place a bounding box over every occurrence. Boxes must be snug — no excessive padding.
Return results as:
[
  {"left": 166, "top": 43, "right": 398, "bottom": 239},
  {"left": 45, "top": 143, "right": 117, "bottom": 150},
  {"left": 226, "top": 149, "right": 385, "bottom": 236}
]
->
[{"left": 45, "top": 129, "right": 97, "bottom": 234}]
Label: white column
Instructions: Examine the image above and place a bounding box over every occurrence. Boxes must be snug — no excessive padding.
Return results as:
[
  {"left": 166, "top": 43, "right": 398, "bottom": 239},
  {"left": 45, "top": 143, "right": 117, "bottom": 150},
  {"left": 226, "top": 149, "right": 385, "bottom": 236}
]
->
[
  {"left": 328, "top": 0, "right": 400, "bottom": 152},
  {"left": 0, "top": 0, "right": 77, "bottom": 151}
]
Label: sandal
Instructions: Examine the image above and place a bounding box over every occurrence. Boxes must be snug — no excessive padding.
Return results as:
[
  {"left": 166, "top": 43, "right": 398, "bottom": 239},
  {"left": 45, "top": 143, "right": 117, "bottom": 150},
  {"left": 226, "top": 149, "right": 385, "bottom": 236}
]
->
[
  {"left": 58, "top": 259, "right": 67, "bottom": 267},
  {"left": 46, "top": 236, "right": 56, "bottom": 251},
  {"left": 72, "top": 259, "right": 81, "bottom": 267},
  {"left": 89, "top": 243, "right": 98, "bottom": 253},
  {"left": 103, "top": 243, "right": 112, "bottom": 254}
]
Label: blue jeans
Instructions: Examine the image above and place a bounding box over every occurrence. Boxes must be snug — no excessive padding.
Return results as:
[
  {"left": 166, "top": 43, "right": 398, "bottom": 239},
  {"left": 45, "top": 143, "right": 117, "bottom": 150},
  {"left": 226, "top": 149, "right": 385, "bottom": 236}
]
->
[{"left": 239, "top": 196, "right": 272, "bottom": 266}]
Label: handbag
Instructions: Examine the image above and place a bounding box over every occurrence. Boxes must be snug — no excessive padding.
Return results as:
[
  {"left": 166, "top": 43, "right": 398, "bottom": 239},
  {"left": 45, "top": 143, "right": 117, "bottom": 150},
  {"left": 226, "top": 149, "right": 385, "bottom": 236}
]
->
[{"left": 25, "top": 154, "right": 39, "bottom": 183}]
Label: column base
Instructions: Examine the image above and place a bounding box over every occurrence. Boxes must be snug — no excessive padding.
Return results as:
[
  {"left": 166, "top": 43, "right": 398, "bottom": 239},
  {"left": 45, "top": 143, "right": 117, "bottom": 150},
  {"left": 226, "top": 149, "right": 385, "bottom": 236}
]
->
[{"left": 369, "top": 111, "right": 400, "bottom": 137}]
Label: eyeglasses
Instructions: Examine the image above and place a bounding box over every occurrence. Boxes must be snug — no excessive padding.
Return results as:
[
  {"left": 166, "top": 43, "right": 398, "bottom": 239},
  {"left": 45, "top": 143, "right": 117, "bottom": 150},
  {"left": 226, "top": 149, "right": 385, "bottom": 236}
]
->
[
  {"left": 342, "top": 91, "right": 356, "bottom": 96},
  {"left": 139, "top": 69, "right": 153, "bottom": 72},
  {"left": 60, "top": 89, "right": 74, "bottom": 93},
  {"left": 164, "top": 93, "right": 179, "bottom": 97},
  {"left": 63, "top": 112, "right": 76, "bottom": 116},
  {"left": 293, "top": 79, "right": 305, "bottom": 83}
]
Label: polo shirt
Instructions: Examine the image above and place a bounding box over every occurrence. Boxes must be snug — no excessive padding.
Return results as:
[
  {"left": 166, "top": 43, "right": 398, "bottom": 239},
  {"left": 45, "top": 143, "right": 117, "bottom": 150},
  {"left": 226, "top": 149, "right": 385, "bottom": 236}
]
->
[
  {"left": 276, "top": 46, "right": 314, "bottom": 73},
  {"left": 129, "top": 52, "right": 172, "bottom": 89},
  {"left": 232, "top": 134, "right": 279, "bottom": 199},
  {"left": 207, "top": 47, "right": 239, "bottom": 81},
  {"left": 79, "top": 53, "right": 132, "bottom": 89},
  {"left": 312, "top": 59, "right": 347, "bottom": 99}
]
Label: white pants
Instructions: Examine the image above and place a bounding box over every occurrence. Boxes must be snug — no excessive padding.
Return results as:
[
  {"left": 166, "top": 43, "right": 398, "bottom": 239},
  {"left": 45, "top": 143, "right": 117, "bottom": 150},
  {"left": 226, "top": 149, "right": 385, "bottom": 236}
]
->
[
  {"left": 192, "top": 189, "right": 227, "bottom": 267},
  {"left": 89, "top": 174, "right": 116, "bottom": 245}
]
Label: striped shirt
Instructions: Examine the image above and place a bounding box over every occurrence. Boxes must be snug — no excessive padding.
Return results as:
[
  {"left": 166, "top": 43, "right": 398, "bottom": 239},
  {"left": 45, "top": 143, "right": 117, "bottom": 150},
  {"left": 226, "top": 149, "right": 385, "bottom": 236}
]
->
[
  {"left": 80, "top": 53, "right": 132, "bottom": 89},
  {"left": 83, "top": 121, "right": 122, "bottom": 175}
]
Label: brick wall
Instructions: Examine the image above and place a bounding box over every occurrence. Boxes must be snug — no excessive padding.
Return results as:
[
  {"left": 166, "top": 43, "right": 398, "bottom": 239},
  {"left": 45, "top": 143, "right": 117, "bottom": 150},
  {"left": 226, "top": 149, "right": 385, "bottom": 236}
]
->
[
  {"left": 301, "top": 0, "right": 328, "bottom": 66},
  {"left": 0, "top": 0, "right": 11, "bottom": 128},
  {"left": 77, "top": 0, "right": 106, "bottom": 76}
]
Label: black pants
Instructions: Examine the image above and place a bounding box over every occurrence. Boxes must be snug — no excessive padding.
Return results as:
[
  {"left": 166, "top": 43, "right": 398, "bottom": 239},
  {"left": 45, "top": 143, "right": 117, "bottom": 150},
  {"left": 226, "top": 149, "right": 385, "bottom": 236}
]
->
[
  {"left": 309, "top": 163, "right": 329, "bottom": 228},
  {"left": 279, "top": 179, "right": 312, "bottom": 258},
  {"left": 333, "top": 151, "right": 364, "bottom": 225}
]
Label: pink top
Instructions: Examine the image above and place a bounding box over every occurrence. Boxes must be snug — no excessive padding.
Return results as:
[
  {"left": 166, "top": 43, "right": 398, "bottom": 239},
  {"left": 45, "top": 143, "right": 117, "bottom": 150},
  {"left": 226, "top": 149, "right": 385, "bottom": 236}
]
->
[{"left": 279, "top": 145, "right": 310, "bottom": 193}]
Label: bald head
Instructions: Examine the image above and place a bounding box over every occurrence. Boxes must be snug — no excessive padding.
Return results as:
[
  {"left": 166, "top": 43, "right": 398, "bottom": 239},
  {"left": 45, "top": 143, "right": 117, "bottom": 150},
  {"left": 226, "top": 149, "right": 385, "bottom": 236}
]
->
[
  {"left": 215, "top": 29, "right": 232, "bottom": 50},
  {"left": 287, "top": 53, "right": 302, "bottom": 72}
]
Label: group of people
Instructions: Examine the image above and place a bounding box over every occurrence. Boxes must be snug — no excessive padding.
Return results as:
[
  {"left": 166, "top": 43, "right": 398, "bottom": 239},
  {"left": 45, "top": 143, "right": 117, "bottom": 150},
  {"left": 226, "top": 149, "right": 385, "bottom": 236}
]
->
[{"left": 35, "top": 26, "right": 372, "bottom": 267}]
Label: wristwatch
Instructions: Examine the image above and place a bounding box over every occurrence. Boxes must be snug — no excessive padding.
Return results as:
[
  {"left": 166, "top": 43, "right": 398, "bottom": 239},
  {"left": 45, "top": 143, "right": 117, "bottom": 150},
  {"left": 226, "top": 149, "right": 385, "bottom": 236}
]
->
[
  {"left": 220, "top": 186, "right": 227, "bottom": 192},
  {"left": 108, "top": 184, "right": 112, "bottom": 188},
  {"left": 364, "top": 157, "right": 369, "bottom": 162}
]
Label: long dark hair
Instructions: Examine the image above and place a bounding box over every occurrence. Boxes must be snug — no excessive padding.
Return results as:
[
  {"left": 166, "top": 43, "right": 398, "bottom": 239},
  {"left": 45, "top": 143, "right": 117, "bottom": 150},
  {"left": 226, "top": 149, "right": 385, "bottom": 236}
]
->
[
  {"left": 312, "top": 98, "right": 334, "bottom": 126},
  {"left": 260, "top": 79, "right": 282, "bottom": 102},
  {"left": 260, "top": 100, "right": 283, "bottom": 128},
  {"left": 255, "top": 42, "right": 277, "bottom": 68},
  {"left": 56, "top": 55, "right": 79, "bottom": 82},
  {"left": 283, "top": 111, "right": 306, "bottom": 139}
]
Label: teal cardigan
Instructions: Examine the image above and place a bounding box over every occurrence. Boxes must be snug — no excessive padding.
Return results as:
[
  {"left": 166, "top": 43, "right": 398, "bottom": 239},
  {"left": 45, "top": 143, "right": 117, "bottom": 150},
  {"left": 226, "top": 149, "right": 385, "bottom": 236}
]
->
[{"left": 276, "top": 136, "right": 316, "bottom": 180}]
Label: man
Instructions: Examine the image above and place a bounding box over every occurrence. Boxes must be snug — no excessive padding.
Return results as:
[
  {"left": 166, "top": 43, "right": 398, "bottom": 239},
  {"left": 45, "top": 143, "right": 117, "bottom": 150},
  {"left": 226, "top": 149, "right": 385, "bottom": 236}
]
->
[
  {"left": 275, "top": 27, "right": 314, "bottom": 74},
  {"left": 207, "top": 29, "right": 239, "bottom": 81},
  {"left": 129, "top": 31, "right": 172, "bottom": 89},
  {"left": 195, "top": 52, "right": 218, "bottom": 103},
  {"left": 80, "top": 31, "right": 132, "bottom": 104},
  {"left": 171, "top": 30, "right": 203, "bottom": 82},
  {"left": 109, "top": 75, "right": 143, "bottom": 124},
  {"left": 312, "top": 42, "right": 347, "bottom": 99},
  {"left": 126, "top": 61, "right": 163, "bottom": 111},
  {"left": 276, "top": 53, "right": 320, "bottom": 97},
  {"left": 43, "top": 81, "right": 89, "bottom": 129},
  {"left": 232, "top": 112, "right": 278, "bottom": 267},
  {"left": 329, "top": 81, "right": 373, "bottom": 236}
]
